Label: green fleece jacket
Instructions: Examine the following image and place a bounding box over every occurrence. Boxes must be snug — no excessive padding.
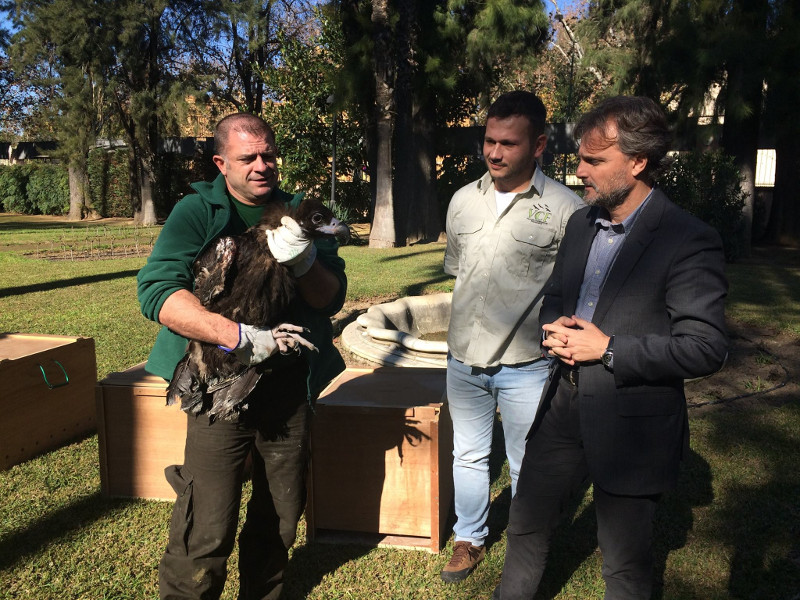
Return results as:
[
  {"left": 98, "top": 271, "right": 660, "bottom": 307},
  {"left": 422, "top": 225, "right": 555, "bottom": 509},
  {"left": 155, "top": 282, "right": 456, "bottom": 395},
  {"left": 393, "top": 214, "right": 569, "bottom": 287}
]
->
[{"left": 137, "top": 174, "right": 347, "bottom": 400}]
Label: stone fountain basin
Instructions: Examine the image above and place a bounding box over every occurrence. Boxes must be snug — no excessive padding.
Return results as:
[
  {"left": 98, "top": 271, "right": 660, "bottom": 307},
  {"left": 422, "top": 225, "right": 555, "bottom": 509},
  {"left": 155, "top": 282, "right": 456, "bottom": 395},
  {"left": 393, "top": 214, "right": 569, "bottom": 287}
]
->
[{"left": 341, "top": 293, "right": 451, "bottom": 368}]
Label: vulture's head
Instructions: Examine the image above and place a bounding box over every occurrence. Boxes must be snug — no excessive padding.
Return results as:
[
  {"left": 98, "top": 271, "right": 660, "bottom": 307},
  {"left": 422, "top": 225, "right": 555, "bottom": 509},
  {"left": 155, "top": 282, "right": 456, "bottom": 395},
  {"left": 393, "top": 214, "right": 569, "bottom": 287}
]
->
[
  {"left": 292, "top": 197, "right": 350, "bottom": 243},
  {"left": 258, "top": 197, "right": 350, "bottom": 244}
]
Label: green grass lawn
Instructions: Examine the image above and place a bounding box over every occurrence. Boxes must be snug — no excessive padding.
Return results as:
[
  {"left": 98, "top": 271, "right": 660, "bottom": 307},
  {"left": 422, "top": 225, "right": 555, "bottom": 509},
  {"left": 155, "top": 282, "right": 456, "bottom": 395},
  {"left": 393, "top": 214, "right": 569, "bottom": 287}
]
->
[{"left": 1, "top": 215, "right": 799, "bottom": 600}]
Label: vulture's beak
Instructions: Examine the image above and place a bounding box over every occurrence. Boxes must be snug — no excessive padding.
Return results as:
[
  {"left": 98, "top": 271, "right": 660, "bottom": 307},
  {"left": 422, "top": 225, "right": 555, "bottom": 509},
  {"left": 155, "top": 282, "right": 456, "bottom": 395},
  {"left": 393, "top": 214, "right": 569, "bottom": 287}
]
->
[{"left": 317, "top": 217, "right": 351, "bottom": 244}]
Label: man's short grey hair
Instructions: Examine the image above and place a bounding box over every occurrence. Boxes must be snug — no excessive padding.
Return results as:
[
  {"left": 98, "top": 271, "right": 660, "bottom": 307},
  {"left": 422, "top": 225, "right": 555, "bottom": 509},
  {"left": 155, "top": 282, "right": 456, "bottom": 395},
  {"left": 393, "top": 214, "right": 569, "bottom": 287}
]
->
[
  {"left": 214, "top": 113, "right": 275, "bottom": 157},
  {"left": 574, "top": 96, "right": 672, "bottom": 185}
]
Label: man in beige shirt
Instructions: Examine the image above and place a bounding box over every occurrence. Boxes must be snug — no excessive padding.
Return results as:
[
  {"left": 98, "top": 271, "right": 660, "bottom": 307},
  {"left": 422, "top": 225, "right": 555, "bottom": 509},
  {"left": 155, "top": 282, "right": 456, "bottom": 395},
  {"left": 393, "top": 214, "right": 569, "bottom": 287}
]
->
[{"left": 441, "top": 91, "right": 583, "bottom": 583}]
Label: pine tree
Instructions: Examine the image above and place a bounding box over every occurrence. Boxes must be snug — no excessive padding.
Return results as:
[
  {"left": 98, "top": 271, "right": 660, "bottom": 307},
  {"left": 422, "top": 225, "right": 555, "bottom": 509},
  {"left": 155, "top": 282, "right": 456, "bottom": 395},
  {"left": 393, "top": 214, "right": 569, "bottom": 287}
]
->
[
  {"left": 10, "top": 0, "right": 114, "bottom": 219},
  {"left": 339, "top": 0, "right": 550, "bottom": 247}
]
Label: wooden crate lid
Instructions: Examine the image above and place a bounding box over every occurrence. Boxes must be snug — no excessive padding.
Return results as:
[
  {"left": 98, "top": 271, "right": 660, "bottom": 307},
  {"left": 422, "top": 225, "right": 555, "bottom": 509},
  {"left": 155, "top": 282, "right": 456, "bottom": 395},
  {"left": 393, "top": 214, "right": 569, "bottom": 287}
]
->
[
  {"left": 0, "top": 332, "right": 89, "bottom": 361},
  {"left": 318, "top": 367, "right": 446, "bottom": 410},
  {"left": 99, "top": 362, "right": 168, "bottom": 390}
]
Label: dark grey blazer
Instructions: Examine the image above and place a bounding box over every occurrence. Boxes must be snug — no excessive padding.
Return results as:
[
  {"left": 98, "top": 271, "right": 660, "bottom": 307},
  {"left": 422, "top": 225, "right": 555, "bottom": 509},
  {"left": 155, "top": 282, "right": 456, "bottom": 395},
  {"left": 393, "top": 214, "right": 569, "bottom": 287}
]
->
[{"left": 537, "top": 189, "right": 728, "bottom": 496}]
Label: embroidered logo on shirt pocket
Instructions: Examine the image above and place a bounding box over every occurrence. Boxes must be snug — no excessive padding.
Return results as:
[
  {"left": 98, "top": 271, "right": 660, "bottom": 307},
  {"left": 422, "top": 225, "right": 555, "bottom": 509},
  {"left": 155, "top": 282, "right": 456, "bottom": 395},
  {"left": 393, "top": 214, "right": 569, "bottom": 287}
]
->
[{"left": 528, "top": 204, "right": 554, "bottom": 225}]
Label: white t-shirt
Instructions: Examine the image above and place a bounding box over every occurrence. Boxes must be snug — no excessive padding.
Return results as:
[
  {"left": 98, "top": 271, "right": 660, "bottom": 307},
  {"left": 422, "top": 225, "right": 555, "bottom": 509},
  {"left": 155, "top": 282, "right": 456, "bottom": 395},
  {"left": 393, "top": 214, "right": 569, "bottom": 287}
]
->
[{"left": 495, "top": 190, "right": 517, "bottom": 216}]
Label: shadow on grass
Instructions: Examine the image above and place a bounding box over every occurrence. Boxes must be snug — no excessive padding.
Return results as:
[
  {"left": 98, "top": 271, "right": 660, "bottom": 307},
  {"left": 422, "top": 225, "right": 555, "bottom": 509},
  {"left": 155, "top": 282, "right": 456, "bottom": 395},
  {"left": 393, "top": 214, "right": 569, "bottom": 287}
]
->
[
  {"left": 0, "top": 219, "right": 126, "bottom": 232},
  {"left": 374, "top": 247, "right": 452, "bottom": 298},
  {"left": 651, "top": 448, "right": 714, "bottom": 600},
  {"left": 480, "top": 446, "right": 713, "bottom": 599},
  {"left": 0, "top": 270, "right": 140, "bottom": 299},
  {"left": 404, "top": 274, "right": 453, "bottom": 298},
  {"left": 377, "top": 247, "right": 445, "bottom": 262},
  {"left": 703, "top": 400, "right": 800, "bottom": 599},
  {"left": 0, "top": 491, "right": 134, "bottom": 571},
  {"left": 283, "top": 542, "right": 374, "bottom": 598}
]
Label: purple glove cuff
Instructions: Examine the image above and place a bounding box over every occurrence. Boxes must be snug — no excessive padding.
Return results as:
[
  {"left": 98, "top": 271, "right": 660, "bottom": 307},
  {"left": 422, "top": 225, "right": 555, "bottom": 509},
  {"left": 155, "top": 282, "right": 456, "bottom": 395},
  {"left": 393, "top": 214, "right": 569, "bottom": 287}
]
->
[{"left": 217, "top": 323, "right": 242, "bottom": 353}]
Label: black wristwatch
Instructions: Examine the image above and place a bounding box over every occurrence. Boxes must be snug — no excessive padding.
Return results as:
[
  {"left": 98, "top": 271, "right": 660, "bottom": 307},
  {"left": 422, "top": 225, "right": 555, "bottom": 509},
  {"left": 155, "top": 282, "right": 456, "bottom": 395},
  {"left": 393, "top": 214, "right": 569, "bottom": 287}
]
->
[{"left": 601, "top": 335, "right": 615, "bottom": 370}]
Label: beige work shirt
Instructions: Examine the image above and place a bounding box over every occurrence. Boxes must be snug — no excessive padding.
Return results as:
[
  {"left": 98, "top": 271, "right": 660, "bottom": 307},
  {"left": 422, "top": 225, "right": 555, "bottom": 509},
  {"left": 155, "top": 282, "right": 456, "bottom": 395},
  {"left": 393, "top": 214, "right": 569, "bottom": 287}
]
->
[{"left": 444, "top": 167, "right": 584, "bottom": 368}]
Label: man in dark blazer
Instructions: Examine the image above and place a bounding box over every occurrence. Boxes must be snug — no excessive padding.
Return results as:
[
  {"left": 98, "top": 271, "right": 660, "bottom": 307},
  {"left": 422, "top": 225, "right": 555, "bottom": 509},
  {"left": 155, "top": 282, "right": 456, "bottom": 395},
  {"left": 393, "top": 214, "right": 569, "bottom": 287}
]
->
[{"left": 493, "top": 96, "right": 729, "bottom": 600}]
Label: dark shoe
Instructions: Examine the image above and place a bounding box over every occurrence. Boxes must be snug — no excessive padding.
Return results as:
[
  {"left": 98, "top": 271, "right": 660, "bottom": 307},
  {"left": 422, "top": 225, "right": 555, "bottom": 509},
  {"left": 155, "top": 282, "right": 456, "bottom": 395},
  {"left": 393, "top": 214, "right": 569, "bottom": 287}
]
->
[{"left": 440, "top": 541, "right": 486, "bottom": 583}]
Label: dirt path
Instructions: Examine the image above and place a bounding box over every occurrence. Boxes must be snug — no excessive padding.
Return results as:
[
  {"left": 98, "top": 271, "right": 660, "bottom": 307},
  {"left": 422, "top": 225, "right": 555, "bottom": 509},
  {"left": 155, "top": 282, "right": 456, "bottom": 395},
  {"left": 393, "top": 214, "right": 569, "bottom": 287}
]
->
[
  {"left": 332, "top": 307, "right": 799, "bottom": 411},
  {"left": 686, "top": 319, "right": 799, "bottom": 412}
]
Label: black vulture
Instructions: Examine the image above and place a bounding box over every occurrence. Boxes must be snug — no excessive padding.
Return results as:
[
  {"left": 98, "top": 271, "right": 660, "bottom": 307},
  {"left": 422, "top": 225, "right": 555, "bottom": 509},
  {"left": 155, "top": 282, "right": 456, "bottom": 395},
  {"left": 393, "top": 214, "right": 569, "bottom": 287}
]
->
[{"left": 166, "top": 197, "right": 349, "bottom": 420}]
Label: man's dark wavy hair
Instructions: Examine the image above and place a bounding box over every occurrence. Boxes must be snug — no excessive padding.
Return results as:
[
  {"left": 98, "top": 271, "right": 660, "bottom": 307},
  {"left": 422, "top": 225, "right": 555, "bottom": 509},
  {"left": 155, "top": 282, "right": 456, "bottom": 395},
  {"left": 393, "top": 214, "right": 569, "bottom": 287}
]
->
[
  {"left": 574, "top": 96, "right": 672, "bottom": 185},
  {"left": 487, "top": 90, "right": 547, "bottom": 141}
]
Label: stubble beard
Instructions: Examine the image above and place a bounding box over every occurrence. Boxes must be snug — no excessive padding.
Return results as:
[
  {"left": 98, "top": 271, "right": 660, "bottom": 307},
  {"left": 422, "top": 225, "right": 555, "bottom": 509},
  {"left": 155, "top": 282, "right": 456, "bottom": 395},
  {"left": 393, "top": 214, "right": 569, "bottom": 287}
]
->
[
  {"left": 585, "top": 171, "right": 634, "bottom": 211},
  {"left": 592, "top": 185, "right": 632, "bottom": 211},
  {"left": 487, "top": 159, "right": 534, "bottom": 193}
]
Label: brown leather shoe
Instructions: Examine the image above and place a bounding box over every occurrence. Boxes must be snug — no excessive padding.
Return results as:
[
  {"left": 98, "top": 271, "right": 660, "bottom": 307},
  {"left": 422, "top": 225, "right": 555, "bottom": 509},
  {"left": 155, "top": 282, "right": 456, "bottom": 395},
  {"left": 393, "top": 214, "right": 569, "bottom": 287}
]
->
[{"left": 440, "top": 541, "right": 486, "bottom": 583}]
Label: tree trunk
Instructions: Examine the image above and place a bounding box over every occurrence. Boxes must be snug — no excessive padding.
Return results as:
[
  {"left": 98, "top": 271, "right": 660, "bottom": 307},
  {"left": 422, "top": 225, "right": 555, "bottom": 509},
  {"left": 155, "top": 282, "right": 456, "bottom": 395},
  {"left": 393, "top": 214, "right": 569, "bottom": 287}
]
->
[
  {"left": 368, "top": 0, "right": 396, "bottom": 248},
  {"left": 720, "top": 0, "right": 769, "bottom": 256},
  {"left": 135, "top": 156, "right": 158, "bottom": 225},
  {"left": 405, "top": 97, "right": 441, "bottom": 244},
  {"left": 67, "top": 165, "right": 85, "bottom": 221},
  {"left": 721, "top": 66, "right": 762, "bottom": 257},
  {"left": 388, "top": 0, "right": 441, "bottom": 246},
  {"left": 365, "top": 117, "right": 378, "bottom": 223},
  {"left": 766, "top": 135, "right": 800, "bottom": 244},
  {"left": 68, "top": 163, "right": 100, "bottom": 220},
  {"left": 392, "top": 0, "right": 414, "bottom": 246},
  {"left": 762, "top": 0, "right": 800, "bottom": 245}
]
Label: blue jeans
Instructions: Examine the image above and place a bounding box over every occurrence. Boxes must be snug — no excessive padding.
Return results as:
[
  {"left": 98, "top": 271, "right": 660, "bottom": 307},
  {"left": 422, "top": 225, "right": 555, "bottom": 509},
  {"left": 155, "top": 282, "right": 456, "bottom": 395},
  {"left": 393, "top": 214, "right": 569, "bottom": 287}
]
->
[{"left": 447, "top": 354, "right": 549, "bottom": 546}]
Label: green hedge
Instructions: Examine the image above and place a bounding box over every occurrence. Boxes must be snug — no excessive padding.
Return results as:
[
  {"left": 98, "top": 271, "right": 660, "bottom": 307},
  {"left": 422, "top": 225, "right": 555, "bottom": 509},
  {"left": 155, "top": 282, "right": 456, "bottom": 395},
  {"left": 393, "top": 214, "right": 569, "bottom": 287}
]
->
[
  {"left": 659, "top": 151, "right": 747, "bottom": 262},
  {"left": 87, "top": 148, "right": 133, "bottom": 218},
  {"left": 0, "top": 165, "right": 34, "bottom": 213},
  {"left": 544, "top": 150, "right": 747, "bottom": 262},
  {"left": 0, "top": 164, "right": 68, "bottom": 215},
  {"left": 87, "top": 147, "right": 220, "bottom": 219},
  {"left": 27, "top": 164, "right": 69, "bottom": 215},
  {"left": 153, "top": 150, "right": 219, "bottom": 218},
  {"left": 0, "top": 149, "right": 219, "bottom": 219},
  {"left": 1, "top": 148, "right": 748, "bottom": 251}
]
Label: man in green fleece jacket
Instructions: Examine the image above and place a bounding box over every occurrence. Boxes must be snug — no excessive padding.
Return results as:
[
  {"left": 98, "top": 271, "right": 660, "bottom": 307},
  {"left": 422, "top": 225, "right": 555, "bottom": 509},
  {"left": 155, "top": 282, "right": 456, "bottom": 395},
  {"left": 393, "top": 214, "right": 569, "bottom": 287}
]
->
[{"left": 137, "top": 113, "right": 346, "bottom": 600}]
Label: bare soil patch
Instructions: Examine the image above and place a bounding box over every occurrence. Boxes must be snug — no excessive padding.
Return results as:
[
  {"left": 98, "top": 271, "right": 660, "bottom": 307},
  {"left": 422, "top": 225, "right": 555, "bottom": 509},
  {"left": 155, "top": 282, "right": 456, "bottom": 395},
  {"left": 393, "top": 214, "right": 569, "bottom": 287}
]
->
[
  {"left": 686, "top": 319, "right": 798, "bottom": 412},
  {"left": 331, "top": 297, "right": 394, "bottom": 369},
  {"left": 332, "top": 304, "right": 799, "bottom": 410}
]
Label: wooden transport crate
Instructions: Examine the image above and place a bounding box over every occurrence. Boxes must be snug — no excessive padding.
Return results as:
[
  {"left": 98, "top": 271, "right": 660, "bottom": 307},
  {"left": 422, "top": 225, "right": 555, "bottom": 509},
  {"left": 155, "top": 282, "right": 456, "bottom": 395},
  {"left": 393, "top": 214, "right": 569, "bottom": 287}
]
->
[
  {"left": 96, "top": 362, "right": 186, "bottom": 500},
  {"left": 0, "top": 333, "right": 97, "bottom": 470},
  {"left": 307, "top": 367, "right": 453, "bottom": 553}
]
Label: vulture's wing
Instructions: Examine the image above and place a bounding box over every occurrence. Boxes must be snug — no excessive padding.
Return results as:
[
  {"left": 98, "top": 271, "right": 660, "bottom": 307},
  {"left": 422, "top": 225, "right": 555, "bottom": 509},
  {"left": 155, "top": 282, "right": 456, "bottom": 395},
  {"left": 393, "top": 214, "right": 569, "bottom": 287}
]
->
[
  {"left": 194, "top": 236, "right": 237, "bottom": 306},
  {"left": 205, "top": 367, "right": 264, "bottom": 421},
  {"left": 166, "top": 354, "right": 205, "bottom": 413}
]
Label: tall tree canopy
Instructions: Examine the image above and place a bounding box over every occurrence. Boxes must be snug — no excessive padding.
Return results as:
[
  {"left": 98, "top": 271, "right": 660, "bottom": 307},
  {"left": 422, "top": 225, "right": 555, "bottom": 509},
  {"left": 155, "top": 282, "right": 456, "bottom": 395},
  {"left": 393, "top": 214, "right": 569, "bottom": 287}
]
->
[
  {"left": 339, "top": 0, "right": 550, "bottom": 247},
  {"left": 10, "top": 0, "right": 117, "bottom": 219},
  {"left": 260, "top": 8, "right": 366, "bottom": 206},
  {"left": 577, "top": 0, "right": 799, "bottom": 248},
  {"left": 190, "top": 0, "right": 315, "bottom": 115},
  {"left": 5, "top": 0, "right": 322, "bottom": 223},
  {"left": 0, "top": 12, "right": 34, "bottom": 139},
  {"left": 9, "top": 0, "right": 214, "bottom": 223}
]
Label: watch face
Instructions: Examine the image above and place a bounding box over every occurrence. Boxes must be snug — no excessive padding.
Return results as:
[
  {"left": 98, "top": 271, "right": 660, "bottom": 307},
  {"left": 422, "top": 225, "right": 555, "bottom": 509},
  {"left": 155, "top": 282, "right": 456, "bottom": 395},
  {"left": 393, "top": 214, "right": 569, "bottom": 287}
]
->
[{"left": 602, "top": 351, "right": 612, "bottom": 367}]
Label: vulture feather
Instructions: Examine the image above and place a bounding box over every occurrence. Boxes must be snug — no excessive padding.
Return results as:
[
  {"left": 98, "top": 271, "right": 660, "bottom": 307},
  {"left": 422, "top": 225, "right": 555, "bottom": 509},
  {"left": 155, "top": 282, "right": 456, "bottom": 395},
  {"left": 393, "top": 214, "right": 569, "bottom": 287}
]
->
[{"left": 166, "top": 197, "right": 349, "bottom": 420}]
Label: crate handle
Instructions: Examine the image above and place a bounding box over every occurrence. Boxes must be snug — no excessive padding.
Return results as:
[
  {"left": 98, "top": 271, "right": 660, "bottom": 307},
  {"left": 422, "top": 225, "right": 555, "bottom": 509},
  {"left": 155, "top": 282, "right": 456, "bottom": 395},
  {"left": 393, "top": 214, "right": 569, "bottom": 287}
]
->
[{"left": 38, "top": 360, "right": 70, "bottom": 389}]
